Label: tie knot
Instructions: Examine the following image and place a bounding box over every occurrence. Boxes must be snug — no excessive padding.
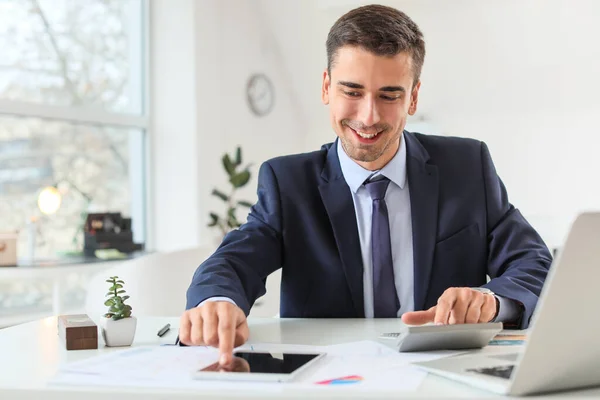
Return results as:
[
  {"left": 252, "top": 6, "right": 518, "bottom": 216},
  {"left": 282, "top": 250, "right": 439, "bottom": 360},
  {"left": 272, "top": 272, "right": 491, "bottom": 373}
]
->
[{"left": 364, "top": 176, "right": 390, "bottom": 200}]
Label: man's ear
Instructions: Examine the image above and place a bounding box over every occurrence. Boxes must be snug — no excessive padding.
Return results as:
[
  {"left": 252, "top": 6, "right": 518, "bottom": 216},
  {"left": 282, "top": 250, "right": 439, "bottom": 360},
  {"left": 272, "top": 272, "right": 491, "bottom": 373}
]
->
[
  {"left": 408, "top": 80, "right": 421, "bottom": 115},
  {"left": 321, "top": 69, "right": 330, "bottom": 105}
]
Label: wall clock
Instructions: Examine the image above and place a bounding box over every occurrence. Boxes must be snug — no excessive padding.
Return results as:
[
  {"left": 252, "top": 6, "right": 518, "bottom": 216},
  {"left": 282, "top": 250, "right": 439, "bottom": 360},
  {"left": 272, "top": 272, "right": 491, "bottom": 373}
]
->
[{"left": 246, "top": 73, "right": 275, "bottom": 117}]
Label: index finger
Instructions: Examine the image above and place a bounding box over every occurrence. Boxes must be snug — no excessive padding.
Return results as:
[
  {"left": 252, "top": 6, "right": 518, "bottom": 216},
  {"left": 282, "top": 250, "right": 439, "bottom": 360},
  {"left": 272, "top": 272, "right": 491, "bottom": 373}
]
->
[
  {"left": 217, "top": 305, "right": 237, "bottom": 366},
  {"left": 401, "top": 306, "right": 436, "bottom": 325}
]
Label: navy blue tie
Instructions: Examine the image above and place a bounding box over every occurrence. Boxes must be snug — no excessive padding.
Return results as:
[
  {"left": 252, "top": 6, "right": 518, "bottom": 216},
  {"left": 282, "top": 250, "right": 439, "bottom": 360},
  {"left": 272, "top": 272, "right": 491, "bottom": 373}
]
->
[{"left": 365, "top": 176, "right": 400, "bottom": 318}]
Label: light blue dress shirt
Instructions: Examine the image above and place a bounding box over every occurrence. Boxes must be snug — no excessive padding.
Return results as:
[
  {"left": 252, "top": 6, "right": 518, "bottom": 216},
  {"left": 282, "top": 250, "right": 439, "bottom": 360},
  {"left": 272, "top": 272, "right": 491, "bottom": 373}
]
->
[{"left": 336, "top": 137, "right": 414, "bottom": 318}]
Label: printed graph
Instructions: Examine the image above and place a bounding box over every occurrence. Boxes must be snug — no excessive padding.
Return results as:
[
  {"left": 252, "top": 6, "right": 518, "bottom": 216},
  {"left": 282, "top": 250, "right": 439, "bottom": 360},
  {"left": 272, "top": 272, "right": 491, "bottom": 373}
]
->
[{"left": 315, "top": 375, "right": 364, "bottom": 385}]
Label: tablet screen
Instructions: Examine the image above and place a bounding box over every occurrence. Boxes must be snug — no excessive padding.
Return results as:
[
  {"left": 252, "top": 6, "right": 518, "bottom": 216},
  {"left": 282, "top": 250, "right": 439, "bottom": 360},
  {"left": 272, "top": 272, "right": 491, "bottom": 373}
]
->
[{"left": 199, "top": 352, "right": 321, "bottom": 374}]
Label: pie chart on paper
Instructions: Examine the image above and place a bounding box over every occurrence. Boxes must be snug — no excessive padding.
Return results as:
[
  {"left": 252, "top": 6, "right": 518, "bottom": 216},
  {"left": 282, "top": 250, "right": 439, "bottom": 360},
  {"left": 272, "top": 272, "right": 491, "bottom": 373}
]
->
[{"left": 315, "top": 375, "right": 364, "bottom": 385}]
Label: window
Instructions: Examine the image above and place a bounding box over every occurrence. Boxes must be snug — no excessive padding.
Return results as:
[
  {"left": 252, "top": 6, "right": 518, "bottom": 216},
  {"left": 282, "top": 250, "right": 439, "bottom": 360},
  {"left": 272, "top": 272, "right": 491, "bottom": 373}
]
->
[
  {"left": 0, "top": 0, "right": 148, "bottom": 259},
  {"left": 0, "top": 0, "right": 145, "bottom": 113}
]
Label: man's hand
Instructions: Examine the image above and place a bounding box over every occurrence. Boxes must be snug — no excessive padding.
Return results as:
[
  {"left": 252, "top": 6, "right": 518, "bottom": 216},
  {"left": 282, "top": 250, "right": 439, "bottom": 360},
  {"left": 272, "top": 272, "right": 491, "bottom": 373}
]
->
[
  {"left": 401, "top": 287, "right": 498, "bottom": 325},
  {"left": 179, "top": 301, "right": 249, "bottom": 366}
]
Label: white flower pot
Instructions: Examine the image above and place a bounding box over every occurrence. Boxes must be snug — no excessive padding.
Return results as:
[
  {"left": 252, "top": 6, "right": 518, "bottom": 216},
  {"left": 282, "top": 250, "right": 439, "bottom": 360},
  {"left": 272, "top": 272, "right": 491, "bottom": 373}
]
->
[{"left": 100, "top": 316, "right": 137, "bottom": 347}]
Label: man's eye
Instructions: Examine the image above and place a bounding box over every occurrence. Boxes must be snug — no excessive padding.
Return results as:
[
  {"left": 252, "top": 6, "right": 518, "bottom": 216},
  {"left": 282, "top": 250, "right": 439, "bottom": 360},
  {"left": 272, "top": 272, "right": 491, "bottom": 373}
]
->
[
  {"left": 344, "top": 91, "right": 360, "bottom": 97},
  {"left": 381, "top": 95, "right": 400, "bottom": 101}
]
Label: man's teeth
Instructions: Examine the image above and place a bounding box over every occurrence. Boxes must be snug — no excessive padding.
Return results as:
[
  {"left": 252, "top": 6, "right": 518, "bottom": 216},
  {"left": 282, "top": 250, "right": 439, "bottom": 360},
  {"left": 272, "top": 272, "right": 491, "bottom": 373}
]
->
[{"left": 355, "top": 130, "right": 379, "bottom": 139}]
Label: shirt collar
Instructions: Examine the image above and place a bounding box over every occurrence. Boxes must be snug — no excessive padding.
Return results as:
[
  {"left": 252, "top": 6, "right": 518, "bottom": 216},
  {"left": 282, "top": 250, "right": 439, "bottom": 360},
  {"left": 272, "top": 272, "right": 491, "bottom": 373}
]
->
[{"left": 337, "top": 131, "right": 408, "bottom": 194}]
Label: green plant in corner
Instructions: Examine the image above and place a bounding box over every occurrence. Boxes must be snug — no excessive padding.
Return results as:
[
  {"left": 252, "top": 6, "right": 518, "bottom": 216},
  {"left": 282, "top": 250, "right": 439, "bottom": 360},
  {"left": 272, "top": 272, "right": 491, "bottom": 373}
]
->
[
  {"left": 208, "top": 146, "right": 254, "bottom": 237},
  {"left": 104, "top": 276, "right": 132, "bottom": 321}
]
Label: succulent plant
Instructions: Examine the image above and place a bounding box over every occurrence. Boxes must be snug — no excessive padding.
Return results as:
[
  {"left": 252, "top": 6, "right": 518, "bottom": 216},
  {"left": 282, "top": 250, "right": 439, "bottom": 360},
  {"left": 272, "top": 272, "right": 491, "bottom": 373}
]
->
[{"left": 103, "top": 276, "right": 132, "bottom": 321}]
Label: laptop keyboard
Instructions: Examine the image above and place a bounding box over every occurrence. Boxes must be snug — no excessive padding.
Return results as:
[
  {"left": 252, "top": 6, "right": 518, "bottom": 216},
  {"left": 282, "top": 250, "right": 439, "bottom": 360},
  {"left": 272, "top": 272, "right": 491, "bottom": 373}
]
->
[{"left": 466, "top": 365, "right": 515, "bottom": 380}]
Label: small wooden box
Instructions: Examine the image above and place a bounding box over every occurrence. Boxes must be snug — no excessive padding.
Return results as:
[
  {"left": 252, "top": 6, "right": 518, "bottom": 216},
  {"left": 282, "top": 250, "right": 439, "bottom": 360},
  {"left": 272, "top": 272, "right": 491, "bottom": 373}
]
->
[
  {"left": 0, "top": 232, "right": 17, "bottom": 267},
  {"left": 58, "top": 314, "right": 98, "bottom": 350}
]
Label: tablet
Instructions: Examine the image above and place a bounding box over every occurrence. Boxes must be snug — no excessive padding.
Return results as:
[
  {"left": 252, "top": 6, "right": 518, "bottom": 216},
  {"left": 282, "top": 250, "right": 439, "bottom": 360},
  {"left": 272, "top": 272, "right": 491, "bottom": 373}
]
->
[
  {"left": 192, "top": 351, "right": 326, "bottom": 382},
  {"left": 382, "top": 322, "right": 503, "bottom": 352}
]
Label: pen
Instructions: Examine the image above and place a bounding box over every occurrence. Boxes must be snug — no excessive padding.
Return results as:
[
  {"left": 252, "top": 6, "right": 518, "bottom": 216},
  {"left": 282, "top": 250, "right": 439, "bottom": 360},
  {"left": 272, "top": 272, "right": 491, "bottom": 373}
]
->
[{"left": 157, "top": 323, "right": 171, "bottom": 337}]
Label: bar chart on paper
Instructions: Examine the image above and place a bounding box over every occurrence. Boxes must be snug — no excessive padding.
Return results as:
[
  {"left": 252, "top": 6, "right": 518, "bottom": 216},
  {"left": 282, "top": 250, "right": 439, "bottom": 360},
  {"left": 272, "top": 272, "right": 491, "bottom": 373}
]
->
[{"left": 316, "top": 375, "right": 364, "bottom": 385}]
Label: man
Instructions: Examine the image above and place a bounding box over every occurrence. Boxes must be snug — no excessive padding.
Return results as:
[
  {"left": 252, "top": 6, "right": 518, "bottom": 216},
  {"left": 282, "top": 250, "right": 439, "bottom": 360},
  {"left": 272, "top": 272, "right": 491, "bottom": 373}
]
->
[{"left": 179, "top": 4, "right": 552, "bottom": 367}]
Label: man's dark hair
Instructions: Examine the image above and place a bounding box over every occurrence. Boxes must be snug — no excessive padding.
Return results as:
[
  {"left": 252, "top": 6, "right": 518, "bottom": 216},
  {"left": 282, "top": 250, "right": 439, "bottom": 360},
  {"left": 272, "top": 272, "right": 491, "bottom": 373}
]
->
[{"left": 326, "top": 4, "right": 426, "bottom": 86}]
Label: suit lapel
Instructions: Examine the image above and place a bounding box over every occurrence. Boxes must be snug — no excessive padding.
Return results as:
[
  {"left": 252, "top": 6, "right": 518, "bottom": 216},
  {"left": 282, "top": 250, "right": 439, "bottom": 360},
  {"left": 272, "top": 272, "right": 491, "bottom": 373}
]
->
[
  {"left": 319, "top": 142, "right": 365, "bottom": 317},
  {"left": 405, "top": 132, "right": 439, "bottom": 310}
]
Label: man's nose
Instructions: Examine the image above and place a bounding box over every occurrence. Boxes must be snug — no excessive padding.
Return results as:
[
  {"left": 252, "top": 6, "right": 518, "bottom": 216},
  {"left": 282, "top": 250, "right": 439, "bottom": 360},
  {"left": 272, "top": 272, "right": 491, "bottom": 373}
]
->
[{"left": 356, "top": 96, "right": 381, "bottom": 128}]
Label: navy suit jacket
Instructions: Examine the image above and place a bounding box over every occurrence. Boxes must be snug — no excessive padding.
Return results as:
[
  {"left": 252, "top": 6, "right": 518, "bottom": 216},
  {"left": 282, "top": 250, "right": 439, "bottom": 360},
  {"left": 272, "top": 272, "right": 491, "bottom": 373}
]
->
[{"left": 187, "top": 132, "right": 552, "bottom": 329}]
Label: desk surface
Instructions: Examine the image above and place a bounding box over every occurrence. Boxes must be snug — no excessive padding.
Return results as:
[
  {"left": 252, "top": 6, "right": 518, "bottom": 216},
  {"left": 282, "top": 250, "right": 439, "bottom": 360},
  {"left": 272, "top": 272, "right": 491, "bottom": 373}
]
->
[{"left": 0, "top": 317, "right": 597, "bottom": 399}]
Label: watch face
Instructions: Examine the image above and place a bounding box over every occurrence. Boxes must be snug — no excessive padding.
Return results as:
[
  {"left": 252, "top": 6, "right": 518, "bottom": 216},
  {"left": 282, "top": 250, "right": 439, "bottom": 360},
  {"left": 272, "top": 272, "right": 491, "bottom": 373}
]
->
[{"left": 246, "top": 73, "right": 274, "bottom": 117}]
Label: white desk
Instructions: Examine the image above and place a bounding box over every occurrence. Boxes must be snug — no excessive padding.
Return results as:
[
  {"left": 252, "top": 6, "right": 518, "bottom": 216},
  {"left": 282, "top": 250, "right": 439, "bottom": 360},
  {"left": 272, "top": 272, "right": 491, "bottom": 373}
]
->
[{"left": 0, "top": 316, "right": 597, "bottom": 399}]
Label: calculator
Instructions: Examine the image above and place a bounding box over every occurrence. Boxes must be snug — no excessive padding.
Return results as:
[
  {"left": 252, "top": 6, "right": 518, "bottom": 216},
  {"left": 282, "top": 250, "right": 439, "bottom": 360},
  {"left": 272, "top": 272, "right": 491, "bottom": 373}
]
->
[{"left": 380, "top": 322, "right": 503, "bottom": 352}]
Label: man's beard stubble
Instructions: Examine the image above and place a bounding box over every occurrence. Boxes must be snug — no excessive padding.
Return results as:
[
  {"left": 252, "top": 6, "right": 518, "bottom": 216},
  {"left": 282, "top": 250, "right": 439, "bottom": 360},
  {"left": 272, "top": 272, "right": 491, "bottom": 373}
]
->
[{"left": 339, "top": 119, "right": 399, "bottom": 163}]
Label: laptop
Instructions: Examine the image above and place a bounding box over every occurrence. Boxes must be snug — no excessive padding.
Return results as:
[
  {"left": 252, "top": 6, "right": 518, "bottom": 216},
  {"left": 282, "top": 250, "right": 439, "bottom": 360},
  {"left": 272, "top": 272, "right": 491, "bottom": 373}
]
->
[{"left": 413, "top": 212, "right": 600, "bottom": 396}]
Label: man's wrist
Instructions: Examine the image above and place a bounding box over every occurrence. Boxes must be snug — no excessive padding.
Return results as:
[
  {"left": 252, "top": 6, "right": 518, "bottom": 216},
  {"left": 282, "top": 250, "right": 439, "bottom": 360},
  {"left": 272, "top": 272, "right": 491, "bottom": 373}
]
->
[
  {"left": 491, "top": 295, "right": 500, "bottom": 322},
  {"left": 486, "top": 293, "right": 522, "bottom": 324}
]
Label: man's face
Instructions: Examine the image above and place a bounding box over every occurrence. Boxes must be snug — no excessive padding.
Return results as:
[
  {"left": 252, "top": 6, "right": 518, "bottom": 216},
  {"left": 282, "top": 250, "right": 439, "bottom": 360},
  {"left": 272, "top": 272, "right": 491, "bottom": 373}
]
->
[{"left": 322, "top": 46, "right": 420, "bottom": 170}]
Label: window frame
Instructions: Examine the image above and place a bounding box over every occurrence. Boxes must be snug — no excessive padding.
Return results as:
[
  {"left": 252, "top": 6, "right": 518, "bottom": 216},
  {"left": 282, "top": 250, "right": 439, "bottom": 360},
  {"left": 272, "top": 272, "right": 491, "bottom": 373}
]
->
[{"left": 0, "top": 0, "right": 152, "bottom": 251}]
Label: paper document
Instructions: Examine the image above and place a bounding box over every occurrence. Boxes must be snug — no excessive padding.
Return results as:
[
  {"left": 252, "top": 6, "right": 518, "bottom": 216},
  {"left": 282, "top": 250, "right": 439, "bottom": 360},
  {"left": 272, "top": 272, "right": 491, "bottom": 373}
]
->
[
  {"left": 51, "top": 340, "right": 465, "bottom": 393},
  {"left": 299, "top": 341, "right": 466, "bottom": 391},
  {"left": 60, "top": 345, "right": 220, "bottom": 381}
]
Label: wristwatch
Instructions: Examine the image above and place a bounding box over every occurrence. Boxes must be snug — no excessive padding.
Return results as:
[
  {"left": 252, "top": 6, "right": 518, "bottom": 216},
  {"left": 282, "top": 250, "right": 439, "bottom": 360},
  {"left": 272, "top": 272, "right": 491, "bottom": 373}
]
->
[{"left": 470, "top": 287, "right": 494, "bottom": 296}]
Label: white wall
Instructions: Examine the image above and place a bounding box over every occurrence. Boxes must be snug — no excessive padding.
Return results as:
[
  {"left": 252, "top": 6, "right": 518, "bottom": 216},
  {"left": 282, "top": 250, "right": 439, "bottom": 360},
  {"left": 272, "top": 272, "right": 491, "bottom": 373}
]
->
[
  {"left": 257, "top": 0, "right": 331, "bottom": 148},
  {"left": 288, "top": 0, "right": 600, "bottom": 248},
  {"left": 150, "top": 0, "right": 200, "bottom": 251},
  {"left": 394, "top": 0, "right": 600, "bottom": 249},
  {"left": 150, "top": 0, "right": 307, "bottom": 251}
]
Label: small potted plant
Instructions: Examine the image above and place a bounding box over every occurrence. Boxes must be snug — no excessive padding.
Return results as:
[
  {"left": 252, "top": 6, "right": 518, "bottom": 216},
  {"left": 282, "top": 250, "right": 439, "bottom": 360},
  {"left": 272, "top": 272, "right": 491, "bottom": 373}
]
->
[{"left": 100, "top": 276, "right": 137, "bottom": 347}]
